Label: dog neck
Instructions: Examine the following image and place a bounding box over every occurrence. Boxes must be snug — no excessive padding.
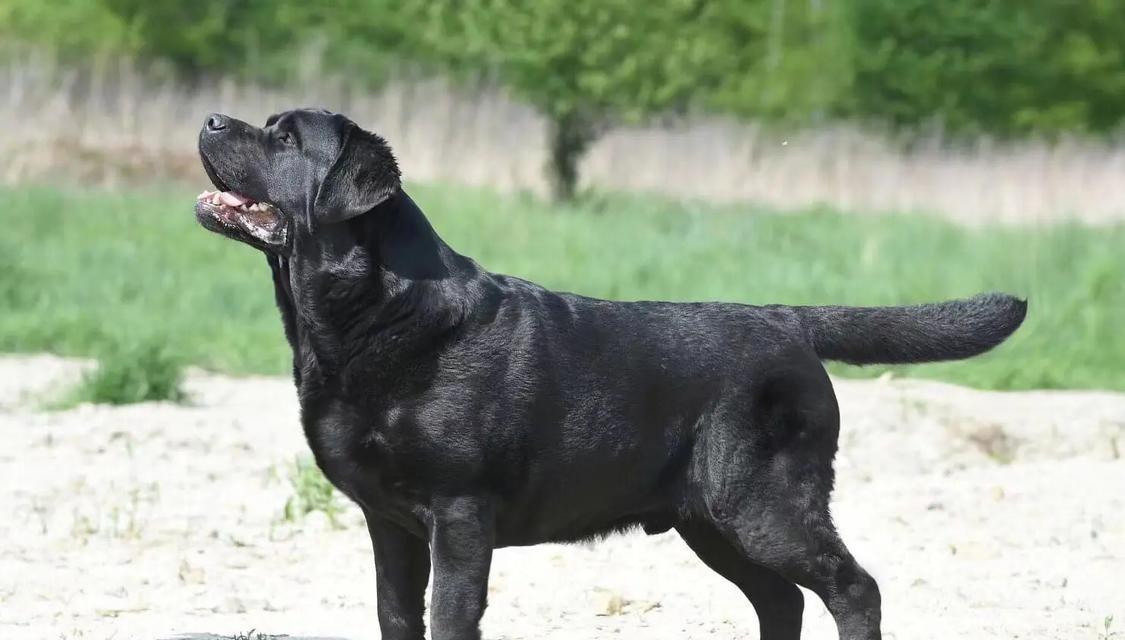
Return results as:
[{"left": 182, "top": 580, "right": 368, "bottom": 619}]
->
[{"left": 269, "top": 191, "right": 485, "bottom": 386}]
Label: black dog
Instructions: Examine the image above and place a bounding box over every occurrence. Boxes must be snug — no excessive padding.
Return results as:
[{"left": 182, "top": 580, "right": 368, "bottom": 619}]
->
[{"left": 194, "top": 109, "right": 1026, "bottom": 640}]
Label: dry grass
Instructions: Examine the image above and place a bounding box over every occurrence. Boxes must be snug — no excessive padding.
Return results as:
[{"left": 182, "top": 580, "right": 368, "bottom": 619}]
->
[{"left": 4, "top": 50, "right": 1125, "bottom": 225}]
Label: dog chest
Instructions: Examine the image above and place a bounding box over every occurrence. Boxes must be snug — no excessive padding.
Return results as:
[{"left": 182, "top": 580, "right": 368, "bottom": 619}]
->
[{"left": 300, "top": 396, "right": 481, "bottom": 513}]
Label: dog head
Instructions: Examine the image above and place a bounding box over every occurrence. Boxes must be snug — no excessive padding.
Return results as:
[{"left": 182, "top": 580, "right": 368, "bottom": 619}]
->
[{"left": 195, "top": 109, "right": 401, "bottom": 254}]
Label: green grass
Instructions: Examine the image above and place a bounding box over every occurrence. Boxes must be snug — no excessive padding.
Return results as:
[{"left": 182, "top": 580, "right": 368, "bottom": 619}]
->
[
  {"left": 1, "top": 182, "right": 1122, "bottom": 391},
  {"left": 282, "top": 455, "right": 344, "bottom": 526},
  {"left": 54, "top": 340, "right": 187, "bottom": 407}
]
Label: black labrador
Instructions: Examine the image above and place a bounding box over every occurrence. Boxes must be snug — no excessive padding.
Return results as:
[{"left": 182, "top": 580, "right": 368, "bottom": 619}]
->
[{"left": 194, "top": 109, "right": 1026, "bottom": 640}]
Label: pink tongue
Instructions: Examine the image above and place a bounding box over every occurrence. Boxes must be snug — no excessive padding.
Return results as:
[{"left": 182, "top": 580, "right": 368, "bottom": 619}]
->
[{"left": 219, "top": 192, "right": 251, "bottom": 206}]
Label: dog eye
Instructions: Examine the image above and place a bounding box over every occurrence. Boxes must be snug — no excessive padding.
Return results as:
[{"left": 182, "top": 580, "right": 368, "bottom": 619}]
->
[{"left": 277, "top": 131, "right": 296, "bottom": 146}]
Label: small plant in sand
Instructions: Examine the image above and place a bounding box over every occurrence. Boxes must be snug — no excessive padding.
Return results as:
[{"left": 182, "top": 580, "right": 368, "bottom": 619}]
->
[
  {"left": 1101, "top": 615, "right": 1118, "bottom": 640},
  {"left": 67, "top": 481, "right": 159, "bottom": 544},
  {"left": 282, "top": 456, "right": 343, "bottom": 528},
  {"left": 60, "top": 341, "right": 187, "bottom": 406},
  {"left": 228, "top": 630, "right": 283, "bottom": 640}
]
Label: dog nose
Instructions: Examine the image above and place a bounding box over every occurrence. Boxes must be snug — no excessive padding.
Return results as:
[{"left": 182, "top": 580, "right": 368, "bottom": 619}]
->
[{"left": 204, "top": 113, "right": 228, "bottom": 133}]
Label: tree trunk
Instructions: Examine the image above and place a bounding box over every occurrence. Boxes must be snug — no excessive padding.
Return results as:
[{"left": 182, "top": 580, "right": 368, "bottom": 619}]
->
[{"left": 546, "top": 111, "right": 600, "bottom": 201}]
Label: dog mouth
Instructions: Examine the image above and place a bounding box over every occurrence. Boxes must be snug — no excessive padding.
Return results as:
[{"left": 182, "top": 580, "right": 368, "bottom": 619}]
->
[{"left": 194, "top": 190, "right": 289, "bottom": 252}]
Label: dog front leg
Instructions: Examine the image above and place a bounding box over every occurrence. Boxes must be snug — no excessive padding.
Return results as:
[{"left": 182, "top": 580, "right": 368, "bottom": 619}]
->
[
  {"left": 429, "top": 496, "right": 495, "bottom": 640},
  {"left": 367, "top": 514, "right": 431, "bottom": 640}
]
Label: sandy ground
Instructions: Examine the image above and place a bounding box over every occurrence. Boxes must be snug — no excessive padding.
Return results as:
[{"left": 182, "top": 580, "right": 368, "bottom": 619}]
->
[{"left": 1, "top": 353, "right": 1123, "bottom": 640}]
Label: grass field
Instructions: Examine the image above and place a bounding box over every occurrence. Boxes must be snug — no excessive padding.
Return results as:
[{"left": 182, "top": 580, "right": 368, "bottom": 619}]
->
[{"left": 1, "top": 183, "right": 1122, "bottom": 392}]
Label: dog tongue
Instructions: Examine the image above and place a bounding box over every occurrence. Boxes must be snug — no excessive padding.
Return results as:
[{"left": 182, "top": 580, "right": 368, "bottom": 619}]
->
[{"left": 219, "top": 191, "right": 252, "bottom": 207}]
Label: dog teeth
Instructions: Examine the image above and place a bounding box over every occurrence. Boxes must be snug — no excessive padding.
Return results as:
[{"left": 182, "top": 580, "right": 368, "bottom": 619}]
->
[{"left": 211, "top": 193, "right": 222, "bottom": 205}]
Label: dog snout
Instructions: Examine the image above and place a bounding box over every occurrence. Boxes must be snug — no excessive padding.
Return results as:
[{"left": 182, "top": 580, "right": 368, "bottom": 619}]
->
[{"left": 204, "top": 113, "right": 229, "bottom": 133}]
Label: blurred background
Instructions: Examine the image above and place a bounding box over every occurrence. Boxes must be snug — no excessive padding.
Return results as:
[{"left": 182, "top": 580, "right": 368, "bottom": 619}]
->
[{"left": 1, "top": 0, "right": 1123, "bottom": 398}]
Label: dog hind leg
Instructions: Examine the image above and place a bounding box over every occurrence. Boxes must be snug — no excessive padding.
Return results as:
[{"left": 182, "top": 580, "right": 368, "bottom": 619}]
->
[
  {"left": 694, "top": 360, "right": 882, "bottom": 640},
  {"left": 677, "top": 519, "right": 804, "bottom": 640}
]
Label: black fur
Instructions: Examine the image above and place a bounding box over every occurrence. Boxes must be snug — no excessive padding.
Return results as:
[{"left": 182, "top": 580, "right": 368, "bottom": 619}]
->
[
  {"left": 795, "top": 293, "right": 1027, "bottom": 365},
  {"left": 195, "top": 109, "right": 1026, "bottom": 640},
  {"left": 315, "top": 123, "right": 402, "bottom": 223}
]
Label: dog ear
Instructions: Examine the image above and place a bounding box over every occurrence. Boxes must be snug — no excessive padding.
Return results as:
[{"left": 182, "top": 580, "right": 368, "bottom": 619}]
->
[{"left": 314, "top": 123, "right": 401, "bottom": 223}]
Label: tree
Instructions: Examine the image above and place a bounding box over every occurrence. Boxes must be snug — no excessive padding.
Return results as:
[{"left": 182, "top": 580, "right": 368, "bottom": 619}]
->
[
  {"left": 95, "top": 0, "right": 412, "bottom": 84},
  {"left": 0, "top": 0, "right": 133, "bottom": 57},
  {"left": 410, "top": 0, "right": 728, "bottom": 200},
  {"left": 698, "top": 0, "right": 853, "bottom": 123},
  {"left": 22, "top": 0, "right": 1125, "bottom": 189},
  {"left": 99, "top": 0, "right": 265, "bottom": 75},
  {"left": 849, "top": 0, "right": 1125, "bottom": 137}
]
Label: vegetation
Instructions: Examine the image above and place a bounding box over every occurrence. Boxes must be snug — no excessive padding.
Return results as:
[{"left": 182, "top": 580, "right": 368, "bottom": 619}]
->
[
  {"left": 416, "top": 1, "right": 732, "bottom": 199},
  {"left": 282, "top": 456, "right": 344, "bottom": 527},
  {"left": 851, "top": 0, "right": 1125, "bottom": 136},
  {"left": 57, "top": 342, "right": 186, "bottom": 406},
  {"left": 4, "top": 1, "right": 1125, "bottom": 196},
  {"left": 2, "top": 183, "right": 1122, "bottom": 391}
]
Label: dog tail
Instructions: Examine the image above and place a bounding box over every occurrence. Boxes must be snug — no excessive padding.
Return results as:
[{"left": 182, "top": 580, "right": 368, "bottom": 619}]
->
[{"left": 793, "top": 293, "right": 1027, "bottom": 365}]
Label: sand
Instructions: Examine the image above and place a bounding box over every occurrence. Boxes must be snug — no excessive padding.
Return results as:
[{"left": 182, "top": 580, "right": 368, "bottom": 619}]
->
[{"left": 1, "top": 353, "right": 1122, "bottom": 640}]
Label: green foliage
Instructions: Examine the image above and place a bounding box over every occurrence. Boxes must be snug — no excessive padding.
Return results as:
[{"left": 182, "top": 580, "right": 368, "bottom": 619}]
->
[
  {"left": 1, "top": 183, "right": 1122, "bottom": 392},
  {"left": 418, "top": 1, "right": 708, "bottom": 121},
  {"left": 697, "top": 0, "right": 853, "bottom": 122},
  {"left": 6, "top": 0, "right": 1125, "bottom": 140},
  {"left": 410, "top": 0, "right": 848, "bottom": 124},
  {"left": 0, "top": 0, "right": 134, "bottom": 58},
  {"left": 99, "top": 0, "right": 264, "bottom": 74},
  {"left": 282, "top": 456, "right": 343, "bottom": 527},
  {"left": 8, "top": 1, "right": 1125, "bottom": 191},
  {"left": 851, "top": 0, "right": 1125, "bottom": 136},
  {"left": 94, "top": 0, "right": 420, "bottom": 84},
  {"left": 409, "top": 0, "right": 725, "bottom": 197},
  {"left": 62, "top": 341, "right": 186, "bottom": 406},
  {"left": 0, "top": 0, "right": 417, "bottom": 85},
  {"left": 409, "top": 0, "right": 854, "bottom": 196}
]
